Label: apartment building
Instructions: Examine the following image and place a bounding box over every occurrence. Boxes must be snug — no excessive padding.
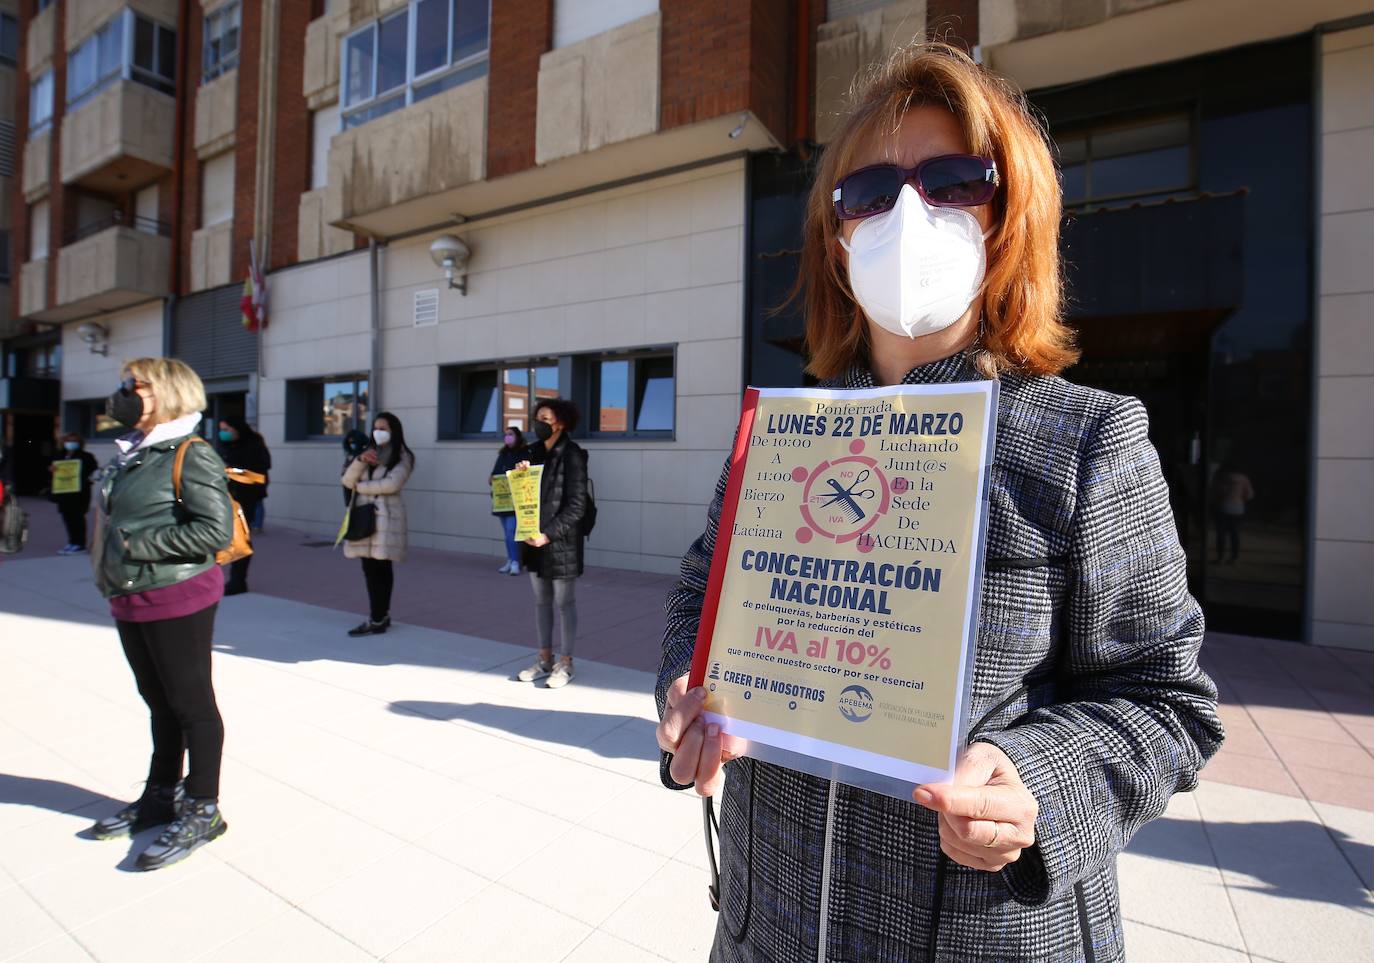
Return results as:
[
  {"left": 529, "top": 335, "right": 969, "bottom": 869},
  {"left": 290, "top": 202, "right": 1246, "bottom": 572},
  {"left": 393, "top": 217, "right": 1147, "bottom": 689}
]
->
[{"left": 2, "top": 0, "right": 1372, "bottom": 650}]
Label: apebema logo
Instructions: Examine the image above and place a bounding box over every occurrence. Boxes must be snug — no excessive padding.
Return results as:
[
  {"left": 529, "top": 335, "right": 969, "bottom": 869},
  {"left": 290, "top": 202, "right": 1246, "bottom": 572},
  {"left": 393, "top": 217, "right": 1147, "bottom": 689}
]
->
[{"left": 837, "top": 684, "right": 875, "bottom": 723}]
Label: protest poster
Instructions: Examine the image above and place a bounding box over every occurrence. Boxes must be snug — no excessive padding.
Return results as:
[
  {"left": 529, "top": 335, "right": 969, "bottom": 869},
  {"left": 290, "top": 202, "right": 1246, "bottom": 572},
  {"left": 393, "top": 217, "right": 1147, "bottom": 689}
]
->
[
  {"left": 51, "top": 461, "right": 82, "bottom": 496},
  {"left": 491, "top": 474, "right": 514, "bottom": 513},
  {"left": 688, "top": 382, "right": 997, "bottom": 799},
  {"left": 506, "top": 465, "right": 544, "bottom": 541}
]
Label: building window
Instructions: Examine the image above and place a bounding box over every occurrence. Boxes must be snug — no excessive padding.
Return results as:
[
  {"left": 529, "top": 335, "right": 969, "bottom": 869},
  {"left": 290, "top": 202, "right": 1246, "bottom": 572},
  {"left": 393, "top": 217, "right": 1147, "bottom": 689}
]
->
[
  {"left": 135, "top": 184, "right": 160, "bottom": 234},
  {"left": 67, "top": 10, "right": 176, "bottom": 109},
  {"left": 0, "top": 13, "right": 19, "bottom": 66},
  {"left": 64, "top": 399, "right": 124, "bottom": 439},
  {"left": 341, "top": 0, "right": 490, "bottom": 129},
  {"left": 36, "top": 0, "right": 54, "bottom": 11},
  {"left": 1056, "top": 114, "right": 1193, "bottom": 208},
  {"left": 203, "top": 2, "right": 241, "bottom": 82},
  {"left": 310, "top": 104, "right": 340, "bottom": 189},
  {"left": 553, "top": 0, "right": 656, "bottom": 49},
  {"left": 286, "top": 375, "right": 370, "bottom": 440},
  {"left": 201, "top": 152, "right": 235, "bottom": 226},
  {"left": 589, "top": 350, "right": 675, "bottom": 435},
  {"left": 30, "top": 200, "right": 50, "bottom": 260},
  {"left": 438, "top": 360, "right": 560, "bottom": 439},
  {"left": 30, "top": 70, "right": 54, "bottom": 134}
]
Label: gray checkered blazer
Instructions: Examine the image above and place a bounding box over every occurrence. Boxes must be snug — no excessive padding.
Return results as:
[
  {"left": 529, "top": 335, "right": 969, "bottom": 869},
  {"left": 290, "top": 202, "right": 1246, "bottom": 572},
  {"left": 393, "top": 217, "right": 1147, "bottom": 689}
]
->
[{"left": 657, "top": 353, "right": 1224, "bottom": 962}]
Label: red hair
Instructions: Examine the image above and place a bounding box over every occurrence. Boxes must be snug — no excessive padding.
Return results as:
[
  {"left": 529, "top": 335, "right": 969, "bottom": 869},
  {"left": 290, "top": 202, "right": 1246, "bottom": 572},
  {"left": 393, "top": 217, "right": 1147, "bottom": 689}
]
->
[{"left": 801, "top": 42, "right": 1078, "bottom": 380}]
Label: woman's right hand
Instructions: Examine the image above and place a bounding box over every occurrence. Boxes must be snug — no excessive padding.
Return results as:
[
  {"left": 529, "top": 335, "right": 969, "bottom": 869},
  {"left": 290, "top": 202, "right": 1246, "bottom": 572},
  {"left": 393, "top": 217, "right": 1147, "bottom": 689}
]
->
[
  {"left": 515, "top": 460, "right": 531, "bottom": 471},
  {"left": 657, "top": 675, "right": 732, "bottom": 796}
]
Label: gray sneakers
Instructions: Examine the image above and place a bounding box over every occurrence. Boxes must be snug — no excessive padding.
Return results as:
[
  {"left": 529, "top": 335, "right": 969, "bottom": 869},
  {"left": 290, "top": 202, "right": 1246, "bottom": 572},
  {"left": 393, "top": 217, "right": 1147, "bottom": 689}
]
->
[
  {"left": 546, "top": 661, "right": 575, "bottom": 689},
  {"left": 517, "top": 659, "right": 553, "bottom": 682}
]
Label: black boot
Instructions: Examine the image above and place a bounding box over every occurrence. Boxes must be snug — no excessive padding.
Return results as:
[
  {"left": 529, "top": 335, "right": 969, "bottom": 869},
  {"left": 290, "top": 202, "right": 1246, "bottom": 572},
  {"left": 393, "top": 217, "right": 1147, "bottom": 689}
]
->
[
  {"left": 347, "top": 616, "right": 390, "bottom": 636},
  {"left": 135, "top": 797, "right": 228, "bottom": 871},
  {"left": 87, "top": 783, "right": 184, "bottom": 840}
]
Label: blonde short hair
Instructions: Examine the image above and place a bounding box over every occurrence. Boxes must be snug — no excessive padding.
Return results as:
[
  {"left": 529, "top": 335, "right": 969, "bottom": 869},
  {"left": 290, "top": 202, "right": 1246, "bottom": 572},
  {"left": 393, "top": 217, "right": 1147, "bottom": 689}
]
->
[
  {"left": 802, "top": 42, "right": 1078, "bottom": 380},
  {"left": 123, "top": 357, "right": 207, "bottom": 422}
]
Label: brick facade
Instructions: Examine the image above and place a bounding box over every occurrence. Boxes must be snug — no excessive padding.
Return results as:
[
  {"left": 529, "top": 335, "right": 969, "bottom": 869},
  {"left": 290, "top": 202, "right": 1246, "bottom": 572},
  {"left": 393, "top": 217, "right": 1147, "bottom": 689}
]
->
[
  {"left": 270, "top": 0, "right": 312, "bottom": 271},
  {"left": 174, "top": 1, "right": 203, "bottom": 296},
  {"left": 230, "top": 0, "right": 260, "bottom": 283},
  {"left": 486, "top": 0, "right": 551, "bottom": 180}
]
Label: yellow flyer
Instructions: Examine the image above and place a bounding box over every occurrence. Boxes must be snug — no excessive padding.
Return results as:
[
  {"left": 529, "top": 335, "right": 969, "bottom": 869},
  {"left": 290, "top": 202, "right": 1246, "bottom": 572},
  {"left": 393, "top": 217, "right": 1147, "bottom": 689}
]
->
[
  {"left": 491, "top": 474, "right": 514, "bottom": 513},
  {"left": 688, "top": 382, "right": 997, "bottom": 798},
  {"left": 506, "top": 465, "right": 544, "bottom": 541},
  {"left": 51, "top": 460, "right": 82, "bottom": 495}
]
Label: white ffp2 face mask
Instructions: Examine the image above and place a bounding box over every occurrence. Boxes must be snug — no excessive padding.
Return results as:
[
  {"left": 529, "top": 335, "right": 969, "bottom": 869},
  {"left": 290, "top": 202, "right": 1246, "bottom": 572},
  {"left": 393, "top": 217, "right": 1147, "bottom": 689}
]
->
[
  {"left": 373, "top": 429, "right": 391, "bottom": 446},
  {"left": 839, "top": 184, "right": 988, "bottom": 340}
]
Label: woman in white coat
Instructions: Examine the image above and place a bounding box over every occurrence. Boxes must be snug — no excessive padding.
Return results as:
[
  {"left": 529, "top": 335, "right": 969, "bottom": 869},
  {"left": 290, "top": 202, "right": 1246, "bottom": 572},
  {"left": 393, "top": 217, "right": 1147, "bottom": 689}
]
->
[{"left": 341, "top": 411, "right": 414, "bottom": 636}]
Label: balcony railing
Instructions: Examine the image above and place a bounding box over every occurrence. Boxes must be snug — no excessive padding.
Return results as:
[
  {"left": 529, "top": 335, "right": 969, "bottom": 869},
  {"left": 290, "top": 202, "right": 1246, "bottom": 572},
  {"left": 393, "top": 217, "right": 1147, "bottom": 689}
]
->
[{"left": 64, "top": 211, "right": 171, "bottom": 247}]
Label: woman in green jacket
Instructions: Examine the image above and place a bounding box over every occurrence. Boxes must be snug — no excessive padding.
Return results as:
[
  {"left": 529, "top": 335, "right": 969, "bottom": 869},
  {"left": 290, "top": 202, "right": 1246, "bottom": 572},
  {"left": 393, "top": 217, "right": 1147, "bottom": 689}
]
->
[{"left": 86, "top": 357, "right": 235, "bottom": 871}]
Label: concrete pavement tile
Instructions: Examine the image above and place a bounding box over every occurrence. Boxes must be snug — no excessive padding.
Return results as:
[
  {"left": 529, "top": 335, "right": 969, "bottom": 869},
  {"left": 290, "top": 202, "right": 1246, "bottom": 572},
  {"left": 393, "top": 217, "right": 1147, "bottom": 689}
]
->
[
  {"left": 501, "top": 825, "right": 669, "bottom": 926},
  {"left": 0, "top": 750, "right": 121, "bottom": 834},
  {"left": 0, "top": 883, "right": 68, "bottom": 961},
  {"left": 1285, "top": 764, "right": 1374, "bottom": 811},
  {"left": 427, "top": 729, "right": 555, "bottom": 782},
  {"left": 465, "top": 754, "right": 637, "bottom": 824},
  {"left": 18, "top": 845, "right": 217, "bottom": 934},
  {"left": 1123, "top": 793, "right": 1215, "bottom": 869},
  {"left": 336, "top": 768, "right": 490, "bottom": 842},
  {"left": 194, "top": 909, "right": 375, "bottom": 963},
  {"left": 1311, "top": 800, "right": 1374, "bottom": 889},
  {"left": 672, "top": 830, "right": 712, "bottom": 873},
  {"left": 0, "top": 802, "right": 110, "bottom": 884},
  {"left": 1199, "top": 751, "right": 1302, "bottom": 797},
  {"left": 1343, "top": 719, "right": 1374, "bottom": 752},
  {"left": 300, "top": 844, "right": 486, "bottom": 957},
  {"left": 1244, "top": 704, "right": 1356, "bottom": 744},
  {"left": 1117, "top": 853, "right": 1245, "bottom": 950},
  {"left": 387, "top": 884, "right": 591, "bottom": 963},
  {"left": 214, "top": 806, "right": 405, "bottom": 904},
  {"left": 1267, "top": 732, "right": 1374, "bottom": 777},
  {"left": 601, "top": 859, "right": 722, "bottom": 961},
  {"left": 561, "top": 930, "right": 670, "bottom": 962},
  {"left": 70, "top": 861, "right": 288, "bottom": 963},
  {"left": 6, "top": 933, "right": 96, "bottom": 962},
  {"left": 560, "top": 719, "right": 662, "bottom": 784},
  {"left": 578, "top": 779, "right": 703, "bottom": 859},
  {"left": 1120, "top": 920, "right": 1250, "bottom": 962},
  {"left": 416, "top": 796, "right": 575, "bottom": 881},
  {"left": 1222, "top": 883, "right": 1374, "bottom": 963}
]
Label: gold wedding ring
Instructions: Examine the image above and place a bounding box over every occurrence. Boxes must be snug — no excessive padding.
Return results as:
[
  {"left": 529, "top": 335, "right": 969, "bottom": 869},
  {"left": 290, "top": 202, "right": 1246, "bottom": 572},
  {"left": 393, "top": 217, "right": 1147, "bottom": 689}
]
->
[{"left": 985, "top": 822, "right": 1000, "bottom": 849}]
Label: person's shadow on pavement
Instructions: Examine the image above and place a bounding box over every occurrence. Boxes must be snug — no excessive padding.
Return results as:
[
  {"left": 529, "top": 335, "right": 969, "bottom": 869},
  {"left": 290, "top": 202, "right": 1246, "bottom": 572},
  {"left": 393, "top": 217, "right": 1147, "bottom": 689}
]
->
[
  {"left": 388, "top": 700, "right": 656, "bottom": 761},
  {"left": 0, "top": 772, "right": 162, "bottom": 869}
]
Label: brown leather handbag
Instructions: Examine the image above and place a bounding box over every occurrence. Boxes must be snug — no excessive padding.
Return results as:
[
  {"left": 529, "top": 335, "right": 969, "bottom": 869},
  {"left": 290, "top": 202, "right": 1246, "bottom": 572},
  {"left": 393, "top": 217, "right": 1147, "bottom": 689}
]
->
[{"left": 173, "top": 436, "right": 255, "bottom": 565}]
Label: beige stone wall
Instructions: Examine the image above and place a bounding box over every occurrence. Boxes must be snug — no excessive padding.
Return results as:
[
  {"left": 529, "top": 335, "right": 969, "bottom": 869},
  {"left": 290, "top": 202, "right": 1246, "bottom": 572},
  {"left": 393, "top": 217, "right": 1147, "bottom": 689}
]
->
[
  {"left": 60, "top": 81, "right": 176, "bottom": 186},
  {"left": 297, "top": 188, "right": 354, "bottom": 262},
  {"left": 326, "top": 77, "right": 487, "bottom": 226},
  {"left": 1314, "top": 23, "right": 1374, "bottom": 651},
  {"left": 980, "top": 0, "right": 1182, "bottom": 46},
  {"left": 67, "top": 0, "right": 178, "bottom": 49},
  {"left": 190, "top": 220, "right": 234, "bottom": 292},
  {"left": 19, "top": 260, "right": 47, "bottom": 318},
  {"left": 23, "top": 132, "right": 50, "bottom": 202},
  {"left": 332, "top": 0, "right": 407, "bottom": 34},
  {"left": 263, "top": 160, "right": 747, "bottom": 574},
  {"left": 535, "top": 12, "right": 661, "bottom": 166},
  {"left": 61, "top": 301, "right": 165, "bottom": 406},
  {"left": 303, "top": 14, "right": 340, "bottom": 110},
  {"left": 27, "top": 2, "right": 56, "bottom": 73},
  {"left": 194, "top": 69, "right": 238, "bottom": 159},
  {"left": 55, "top": 227, "right": 171, "bottom": 309},
  {"left": 814, "top": 0, "right": 925, "bottom": 144}
]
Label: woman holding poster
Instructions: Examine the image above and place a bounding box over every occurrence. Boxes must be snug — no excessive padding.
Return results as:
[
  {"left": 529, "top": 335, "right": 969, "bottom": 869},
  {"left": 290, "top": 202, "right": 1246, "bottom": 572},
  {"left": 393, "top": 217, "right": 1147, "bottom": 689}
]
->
[
  {"left": 514, "top": 399, "right": 589, "bottom": 690},
  {"left": 490, "top": 425, "right": 525, "bottom": 575},
  {"left": 654, "top": 43, "right": 1223, "bottom": 962},
  {"left": 50, "top": 433, "right": 99, "bottom": 554}
]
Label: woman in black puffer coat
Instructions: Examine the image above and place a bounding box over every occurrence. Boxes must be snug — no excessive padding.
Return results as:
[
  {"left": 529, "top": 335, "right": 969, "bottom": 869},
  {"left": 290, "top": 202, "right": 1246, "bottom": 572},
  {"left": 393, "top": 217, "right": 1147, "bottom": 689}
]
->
[
  {"left": 217, "top": 417, "right": 270, "bottom": 596},
  {"left": 514, "top": 398, "right": 589, "bottom": 690}
]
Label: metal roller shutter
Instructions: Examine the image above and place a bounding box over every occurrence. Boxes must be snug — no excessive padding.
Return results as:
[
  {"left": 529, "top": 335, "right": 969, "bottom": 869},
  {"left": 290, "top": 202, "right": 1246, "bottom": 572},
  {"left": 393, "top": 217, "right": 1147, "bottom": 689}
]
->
[{"left": 172, "top": 284, "right": 258, "bottom": 379}]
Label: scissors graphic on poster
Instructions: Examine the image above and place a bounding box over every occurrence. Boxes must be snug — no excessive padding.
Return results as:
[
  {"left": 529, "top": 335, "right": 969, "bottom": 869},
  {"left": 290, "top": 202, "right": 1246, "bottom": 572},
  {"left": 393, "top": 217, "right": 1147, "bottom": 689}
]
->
[{"left": 819, "top": 469, "right": 876, "bottom": 522}]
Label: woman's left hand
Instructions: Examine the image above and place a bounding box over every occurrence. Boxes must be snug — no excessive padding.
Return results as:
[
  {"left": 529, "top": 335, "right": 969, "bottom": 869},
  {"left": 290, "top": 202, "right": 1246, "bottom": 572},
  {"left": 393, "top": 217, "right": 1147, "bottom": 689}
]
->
[
  {"left": 913, "top": 742, "right": 1038, "bottom": 872},
  {"left": 524, "top": 533, "right": 549, "bottom": 547}
]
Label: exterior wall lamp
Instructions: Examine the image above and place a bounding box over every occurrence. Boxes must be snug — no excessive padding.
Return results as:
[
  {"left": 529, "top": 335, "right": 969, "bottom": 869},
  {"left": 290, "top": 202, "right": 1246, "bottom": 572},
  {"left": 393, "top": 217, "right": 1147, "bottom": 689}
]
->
[
  {"left": 429, "top": 235, "right": 471, "bottom": 295},
  {"left": 76, "top": 321, "right": 110, "bottom": 356}
]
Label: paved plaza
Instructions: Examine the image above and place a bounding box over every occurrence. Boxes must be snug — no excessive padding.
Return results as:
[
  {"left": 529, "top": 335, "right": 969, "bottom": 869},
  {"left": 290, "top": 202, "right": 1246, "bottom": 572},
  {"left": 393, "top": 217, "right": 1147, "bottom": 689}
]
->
[{"left": 1, "top": 502, "right": 1372, "bottom": 961}]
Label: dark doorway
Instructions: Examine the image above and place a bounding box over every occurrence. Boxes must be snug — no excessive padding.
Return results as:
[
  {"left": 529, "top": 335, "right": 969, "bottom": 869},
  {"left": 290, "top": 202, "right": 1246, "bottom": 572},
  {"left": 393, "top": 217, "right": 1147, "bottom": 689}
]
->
[
  {"left": 10, "top": 412, "right": 57, "bottom": 495},
  {"left": 202, "top": 392, "right": 247, "bottom": 438}
]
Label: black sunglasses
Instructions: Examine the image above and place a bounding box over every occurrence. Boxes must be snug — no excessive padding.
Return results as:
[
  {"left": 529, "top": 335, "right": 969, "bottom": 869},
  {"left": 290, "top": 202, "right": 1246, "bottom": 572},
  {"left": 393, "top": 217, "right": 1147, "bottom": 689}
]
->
[{"left": 832, "top": 154, "right": 998, "bottom": 220}]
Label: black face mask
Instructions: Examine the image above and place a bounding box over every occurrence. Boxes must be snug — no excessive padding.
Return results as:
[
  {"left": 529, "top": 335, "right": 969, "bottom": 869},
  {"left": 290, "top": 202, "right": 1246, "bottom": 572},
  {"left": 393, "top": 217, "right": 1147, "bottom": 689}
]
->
[
  {"left": 107, "top": 385, "right": 144, "bottom": 428},
  {"left": 533, "top": 421, "right": 554, "bottom": 442}
]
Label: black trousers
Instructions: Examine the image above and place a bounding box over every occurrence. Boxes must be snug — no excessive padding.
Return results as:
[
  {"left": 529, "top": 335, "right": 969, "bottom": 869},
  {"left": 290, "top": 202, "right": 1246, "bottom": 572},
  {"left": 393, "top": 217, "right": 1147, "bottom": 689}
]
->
[
  {"left": 226, "top": 555, "right": 251, "bottom": 591},
  {"left": 117, "top": 604, "right": 223, "bottom": 799},
  {"left": 58, "top": 502, "right": 88, "bottom": 546},
  {"left": 361, "top": 558, "right": 394, "bottom": 622}
]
